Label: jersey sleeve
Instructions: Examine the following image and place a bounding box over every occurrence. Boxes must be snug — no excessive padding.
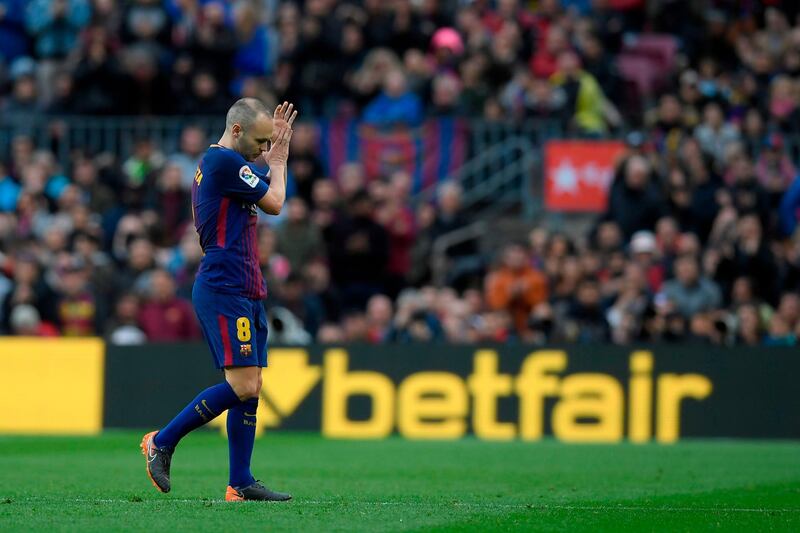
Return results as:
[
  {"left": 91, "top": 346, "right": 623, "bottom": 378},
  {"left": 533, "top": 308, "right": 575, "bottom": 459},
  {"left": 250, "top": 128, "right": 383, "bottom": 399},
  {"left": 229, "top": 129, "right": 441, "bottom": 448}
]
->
[{"left": 218, "top": 155, "right": 270, "bottom": 204}]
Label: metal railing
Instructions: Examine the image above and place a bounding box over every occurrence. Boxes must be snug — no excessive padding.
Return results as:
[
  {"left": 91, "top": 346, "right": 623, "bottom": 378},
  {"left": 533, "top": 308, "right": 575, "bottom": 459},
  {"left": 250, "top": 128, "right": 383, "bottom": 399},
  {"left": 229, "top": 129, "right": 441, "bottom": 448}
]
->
[
  {"left": 0, "top": 115, "right": 223, "bottom": 165},
  {"left": 430, "top": 220, "right": 488, "bottom": 288},
  {"left": 0, "top": 115, "right": 551, "bottom": 223},
  {"left": 0, "top": 114, "right": 564, "bottom": 168},
  {"left": 412, "top": 136, "right": 539, "bottom": 220}
]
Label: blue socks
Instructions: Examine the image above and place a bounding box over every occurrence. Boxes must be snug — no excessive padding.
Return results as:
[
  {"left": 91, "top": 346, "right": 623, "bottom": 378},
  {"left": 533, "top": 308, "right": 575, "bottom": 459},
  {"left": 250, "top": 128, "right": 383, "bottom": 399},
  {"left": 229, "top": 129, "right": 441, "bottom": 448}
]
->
[
  {"left": 227, "top": 397, "right": 258, "bottom": 488},
  {"left": 154, "top": 381, "right": 241, "bottom": 450},
  {"left": 154, "top": 380, "right": 259, "bottom": 488}
]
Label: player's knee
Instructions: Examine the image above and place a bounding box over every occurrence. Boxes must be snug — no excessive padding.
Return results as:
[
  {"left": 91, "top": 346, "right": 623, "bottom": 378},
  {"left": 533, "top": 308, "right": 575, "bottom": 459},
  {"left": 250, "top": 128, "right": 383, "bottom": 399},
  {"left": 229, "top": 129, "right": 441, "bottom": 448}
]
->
[
  {"left": 229, "top": 380, "right": 259, "bottom": 401},
  {"left": 225, "top": 367, "right": 262, "bottom": 400}
]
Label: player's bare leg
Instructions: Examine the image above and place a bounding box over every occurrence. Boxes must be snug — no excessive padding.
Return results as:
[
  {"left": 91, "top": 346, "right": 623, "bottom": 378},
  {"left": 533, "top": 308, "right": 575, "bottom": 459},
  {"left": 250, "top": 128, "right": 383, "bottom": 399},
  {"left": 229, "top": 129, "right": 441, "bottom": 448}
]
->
[
  {"left": 224, "top": 366, "right": 262, "bottom": 400},
  {"left": 224, "top": 367, "right": 292, "bottom": 502}
]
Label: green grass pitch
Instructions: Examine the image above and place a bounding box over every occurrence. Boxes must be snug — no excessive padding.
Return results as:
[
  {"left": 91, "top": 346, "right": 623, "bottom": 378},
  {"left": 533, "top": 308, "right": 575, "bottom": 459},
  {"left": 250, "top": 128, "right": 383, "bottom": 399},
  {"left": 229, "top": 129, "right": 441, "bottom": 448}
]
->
[{"left": 0, "top": 432, "right": 799, "bottom": 532}]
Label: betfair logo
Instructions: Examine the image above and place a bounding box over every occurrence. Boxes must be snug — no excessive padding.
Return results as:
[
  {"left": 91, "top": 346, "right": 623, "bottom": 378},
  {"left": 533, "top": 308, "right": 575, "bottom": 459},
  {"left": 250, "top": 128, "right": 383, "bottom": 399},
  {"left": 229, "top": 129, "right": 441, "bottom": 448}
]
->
[
  {"left": 260, "top": 350, "right": 321, "bottom": 427},
  {"left": 211, "top": 348, "right": 712, "bottom": 443}
]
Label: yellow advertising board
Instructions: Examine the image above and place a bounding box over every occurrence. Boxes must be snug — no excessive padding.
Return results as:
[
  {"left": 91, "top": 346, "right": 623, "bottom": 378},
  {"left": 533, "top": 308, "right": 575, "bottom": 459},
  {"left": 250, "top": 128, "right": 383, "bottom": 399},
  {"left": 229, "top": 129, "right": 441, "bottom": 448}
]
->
[{"left": 0, "top": 338, "right": 105, "bottom": 434}]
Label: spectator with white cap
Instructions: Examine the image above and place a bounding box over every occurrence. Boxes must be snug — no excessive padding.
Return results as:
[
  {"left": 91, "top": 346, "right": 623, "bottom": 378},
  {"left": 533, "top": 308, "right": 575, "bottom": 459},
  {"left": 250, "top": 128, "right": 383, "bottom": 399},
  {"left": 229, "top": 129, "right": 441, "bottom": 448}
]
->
[
  {"left": 628, "top": 230, "right": 665, "bottom": 293},
  {"left": 9, "top": 303, "right": 58, "bottom": 336}
]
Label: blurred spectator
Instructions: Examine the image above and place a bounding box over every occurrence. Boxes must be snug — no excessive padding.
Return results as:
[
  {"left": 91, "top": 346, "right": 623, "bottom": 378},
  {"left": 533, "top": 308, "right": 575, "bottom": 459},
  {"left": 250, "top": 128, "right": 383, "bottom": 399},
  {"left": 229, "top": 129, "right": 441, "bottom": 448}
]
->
[
  {"left": 628, "top": 230, "right": 665, "bottom": 292},
  {"left": 366, "top": 293, "right": 392, "bottom": 343},
  {"left": 606, "top": 263, "right": 651, "bottom": 344},
  {"left": 2, "top": 57, "right": 39, "bottom": 115},
  {"left": 342, "top": 309, "right": 369, "bottom": 343},
  {"left": 287, "top": 123, "right": 324, "bottom": 206},
  {"left": 389, "top": 290, "right": 444, "bottom": 342},
  {"left": 485, "top": 243, "right": 547, "bottom": 336},
  {"left": 178, "top": 69, "right": 229, "bottom": 115},
  {"left": 303, "top": 260, "right": 342, "bottom": 325},
  {"left": 116, "top": 236, "right": 156, "bottom": 295},
  {"left": 362, "top": 68, "right": 423, "bottom": 127},
  {"left": 104, "top": 292, "right": 147, "bottom": 345},
  {"left": 71, "top": 28, "right": 127, "bottom": 115},
  {"left": 764, "top": 313, "right": 797, "bottom": 347},
  {"left": 0, "top": 0, "right": 28, "bottom": 66},
  {"left": 327, "top": 190, "right": 389, "bottom": 309},
  {"left": 559, "top": 278, "right": 610, "bottom": 343},
  {"left": 0, "top": 162, "right": 21, "bottom": 212},
  {"left": 148, "top": 162, "right": 191, "bottom": 246},
  {"left": 25, "top": 0, "right": 90, "bottom": 60},
  {"left": 605, "top": 156, "right": 667, "bottom": 240},
  {"left": 185, "top": 1, "right": 236, "bottom": 85},
  {"left": 755, "top": 134, "right": 796, "bottom": 201},
  {"left": 531, "top": 24, "right": 569, "bottom": 79},
  {"left": 374, "top": 171, "right": 416, "bottom": 297},
  {"left": 1, "top": 254, "right": 58, "bottom": 332},
  {"left": 550, "top": 50, "right": 619, "bottom": 135},
  {"left": 734, "top": 303, "right": 763, "bottom": 346},
  {"left": 276, "top": 197, "right": 322, "bottom": 273},
  {"left": 168, "top": 125, "right": 207, "bottom": 190},
  {"left": 9, "top": 303, "right": 58, "bottom": 336},
  {"left": 779, "top": 174, "right": 800, "bottom": 237},
  {"left": 121, "top": 45, "right": 174, "bottom": 115},
  {"left": 694, "top": 102, "right": 740, "bottom": 165},
  {"left": 55, "top": 256, "right": 99, "bottom": 336},
  {"left": 274, "top": 271, "right": 324, "bottom": 339},
  {"left": 72, "top": 156, "right": 116, "bottom": 216},
  {"left": 660, "top": 254, "right": 722, "bottom": 319},
  {"left": 714, "top": 214, "right": 780, "bottom": 305},
  {"left": 137, "top": 269, "right": 199, "bottom": 341},
  {"left": 317, "top": 322, "right": 345, "bottom": 344}
]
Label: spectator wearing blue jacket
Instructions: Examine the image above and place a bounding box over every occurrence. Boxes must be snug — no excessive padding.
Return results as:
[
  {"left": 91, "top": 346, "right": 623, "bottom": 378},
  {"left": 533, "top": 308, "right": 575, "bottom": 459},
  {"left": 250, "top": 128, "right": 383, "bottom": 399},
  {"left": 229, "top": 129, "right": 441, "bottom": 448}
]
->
[
  {"left": 0, "top": 0, "right": 28, "bottom": 65},
  {"left": 0, "top": 167, "right": 21, "bottom": 212},
  {"left": 780, "top": 174, "right": 800, "bottom": 237},
  {"left": 25, "top": 0, "right": 90, "bottom": 60},
  {"left": 231, "top": 0, "right": 277, "bottom": 95},
  {"left": 363, "top": 69, "right": 423, "bottom": 127}
]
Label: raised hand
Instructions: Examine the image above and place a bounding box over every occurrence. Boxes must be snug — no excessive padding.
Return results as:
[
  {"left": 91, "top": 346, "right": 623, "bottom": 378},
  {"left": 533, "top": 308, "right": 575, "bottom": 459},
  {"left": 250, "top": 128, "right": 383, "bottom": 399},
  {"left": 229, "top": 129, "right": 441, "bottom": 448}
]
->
[
  {"left": 272, "top": 101, "right": 298, "bottom": 139},
  {"left": 266, "top": 101, "right": 298, "bottom": 166}
]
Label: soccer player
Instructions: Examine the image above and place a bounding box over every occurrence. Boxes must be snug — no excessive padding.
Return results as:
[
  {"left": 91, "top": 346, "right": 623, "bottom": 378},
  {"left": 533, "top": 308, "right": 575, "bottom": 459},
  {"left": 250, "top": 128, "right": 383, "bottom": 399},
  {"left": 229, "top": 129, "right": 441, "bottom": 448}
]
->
[{"left": 140, "top": 98, "right": 297, "bottom": 502}]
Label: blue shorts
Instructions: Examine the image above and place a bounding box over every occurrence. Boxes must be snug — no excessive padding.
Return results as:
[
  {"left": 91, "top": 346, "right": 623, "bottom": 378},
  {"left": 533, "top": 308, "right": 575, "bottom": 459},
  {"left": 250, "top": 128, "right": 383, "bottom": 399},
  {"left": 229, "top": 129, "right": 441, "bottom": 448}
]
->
[{"left": 192, "top": 281, "right": 268, "bottom": 369}]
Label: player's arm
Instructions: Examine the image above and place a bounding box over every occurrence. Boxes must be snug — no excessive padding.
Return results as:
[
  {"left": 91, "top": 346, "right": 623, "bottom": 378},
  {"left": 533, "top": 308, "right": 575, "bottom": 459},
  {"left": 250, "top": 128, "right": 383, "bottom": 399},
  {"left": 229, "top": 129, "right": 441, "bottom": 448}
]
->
[{"left": 257, "top": 103, "right": 297, "bottom": 215}]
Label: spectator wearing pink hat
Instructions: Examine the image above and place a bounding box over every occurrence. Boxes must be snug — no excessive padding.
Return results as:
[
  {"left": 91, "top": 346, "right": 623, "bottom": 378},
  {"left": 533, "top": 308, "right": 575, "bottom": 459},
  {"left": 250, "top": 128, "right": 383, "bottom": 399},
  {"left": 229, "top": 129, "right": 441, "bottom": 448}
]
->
[{"left": 431, "top": 27, "right": 464, "bottom": 61}]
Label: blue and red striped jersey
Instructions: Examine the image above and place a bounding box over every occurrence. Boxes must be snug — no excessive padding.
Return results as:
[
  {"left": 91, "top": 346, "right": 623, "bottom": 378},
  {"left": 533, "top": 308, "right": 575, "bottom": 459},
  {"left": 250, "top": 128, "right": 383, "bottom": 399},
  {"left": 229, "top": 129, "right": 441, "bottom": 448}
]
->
[{"left": 192, "top": 144, "right": 270, "bottom": 300}]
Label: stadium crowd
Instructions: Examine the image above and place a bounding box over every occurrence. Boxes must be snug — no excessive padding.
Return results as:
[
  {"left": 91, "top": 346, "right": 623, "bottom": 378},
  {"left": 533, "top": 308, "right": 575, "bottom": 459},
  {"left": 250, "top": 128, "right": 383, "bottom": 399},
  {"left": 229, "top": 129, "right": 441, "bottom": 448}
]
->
[{"left": 1, "top": 0, "right": 800, "bottom": 346}]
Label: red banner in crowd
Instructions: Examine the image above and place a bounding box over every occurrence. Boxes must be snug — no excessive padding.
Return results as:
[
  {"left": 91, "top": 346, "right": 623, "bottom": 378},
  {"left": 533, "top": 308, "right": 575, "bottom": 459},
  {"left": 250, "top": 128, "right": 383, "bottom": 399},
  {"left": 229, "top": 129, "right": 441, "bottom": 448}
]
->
[
  {"left": 320, "top": 118, "right": 466, "bottom": 193},
  {"left": 544, "top": 140, "right": 626, "bottom": 212}
]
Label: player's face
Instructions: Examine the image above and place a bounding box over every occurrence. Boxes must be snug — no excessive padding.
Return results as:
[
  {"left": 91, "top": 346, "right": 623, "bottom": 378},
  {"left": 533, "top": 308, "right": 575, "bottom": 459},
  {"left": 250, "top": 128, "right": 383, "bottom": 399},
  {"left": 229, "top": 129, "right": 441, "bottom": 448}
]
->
[{"left": 235, "top": 115, "right": 273, "bottom": 162}]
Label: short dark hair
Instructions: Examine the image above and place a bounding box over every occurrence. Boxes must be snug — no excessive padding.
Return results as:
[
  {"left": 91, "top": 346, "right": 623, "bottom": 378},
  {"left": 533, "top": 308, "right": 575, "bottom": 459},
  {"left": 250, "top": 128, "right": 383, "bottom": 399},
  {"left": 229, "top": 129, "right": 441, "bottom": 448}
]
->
[{"left": 225, "top": 98, "right": 270, "bottom": 131}]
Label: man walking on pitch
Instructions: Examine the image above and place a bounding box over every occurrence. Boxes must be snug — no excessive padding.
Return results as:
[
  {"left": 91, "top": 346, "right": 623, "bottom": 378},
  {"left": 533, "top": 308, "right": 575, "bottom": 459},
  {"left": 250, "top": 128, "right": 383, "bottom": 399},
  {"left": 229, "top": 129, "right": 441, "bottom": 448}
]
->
[{"left": 141, "top": 98, "right": 297, "bottom": 502}]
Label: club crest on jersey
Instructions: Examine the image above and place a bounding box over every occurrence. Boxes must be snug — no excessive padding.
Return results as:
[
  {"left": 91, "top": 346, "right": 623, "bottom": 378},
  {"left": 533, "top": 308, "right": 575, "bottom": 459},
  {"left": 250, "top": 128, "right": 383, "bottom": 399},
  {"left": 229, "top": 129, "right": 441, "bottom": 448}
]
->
[
  {"left": 240, "top": 343, "right": 252, "bottom": 356},
  {"left": 239, "top": 165, "right": 259, "bottom": 188}
]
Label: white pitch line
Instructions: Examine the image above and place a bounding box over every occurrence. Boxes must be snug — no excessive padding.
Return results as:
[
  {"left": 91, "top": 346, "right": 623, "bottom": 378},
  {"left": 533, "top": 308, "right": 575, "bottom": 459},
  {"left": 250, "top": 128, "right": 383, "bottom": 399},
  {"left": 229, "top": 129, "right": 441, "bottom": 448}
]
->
[{"left": 8, "top": 498, "right": 800, "bottom": 513}]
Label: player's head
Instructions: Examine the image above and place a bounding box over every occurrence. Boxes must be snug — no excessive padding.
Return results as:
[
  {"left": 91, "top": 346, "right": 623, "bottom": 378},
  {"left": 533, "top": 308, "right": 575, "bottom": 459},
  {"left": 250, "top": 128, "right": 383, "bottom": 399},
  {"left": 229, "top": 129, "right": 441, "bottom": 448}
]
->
[{"left": 225, "top": 98, "right": 273, "bottom": 162}]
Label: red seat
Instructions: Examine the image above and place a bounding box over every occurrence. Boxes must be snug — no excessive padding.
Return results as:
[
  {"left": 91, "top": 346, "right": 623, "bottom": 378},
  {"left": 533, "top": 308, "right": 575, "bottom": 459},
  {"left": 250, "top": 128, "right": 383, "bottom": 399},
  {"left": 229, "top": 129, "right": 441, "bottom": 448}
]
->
[
  {"left": 623, "top": 33, "right": 679, "bottom": 72},
  {"left": 617, "top": 53, "right": 662, "bottom": 96}
]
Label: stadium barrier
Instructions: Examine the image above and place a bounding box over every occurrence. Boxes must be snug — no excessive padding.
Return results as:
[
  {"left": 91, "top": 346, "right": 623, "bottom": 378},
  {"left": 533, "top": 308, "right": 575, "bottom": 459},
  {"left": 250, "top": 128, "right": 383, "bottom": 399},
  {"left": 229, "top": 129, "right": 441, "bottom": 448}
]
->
[
  {"left": 2, "top": 339, "right": 798, "bottom": 441},
  {"left": 0, "top": 338, "right": 104, "bottom": 434}
]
